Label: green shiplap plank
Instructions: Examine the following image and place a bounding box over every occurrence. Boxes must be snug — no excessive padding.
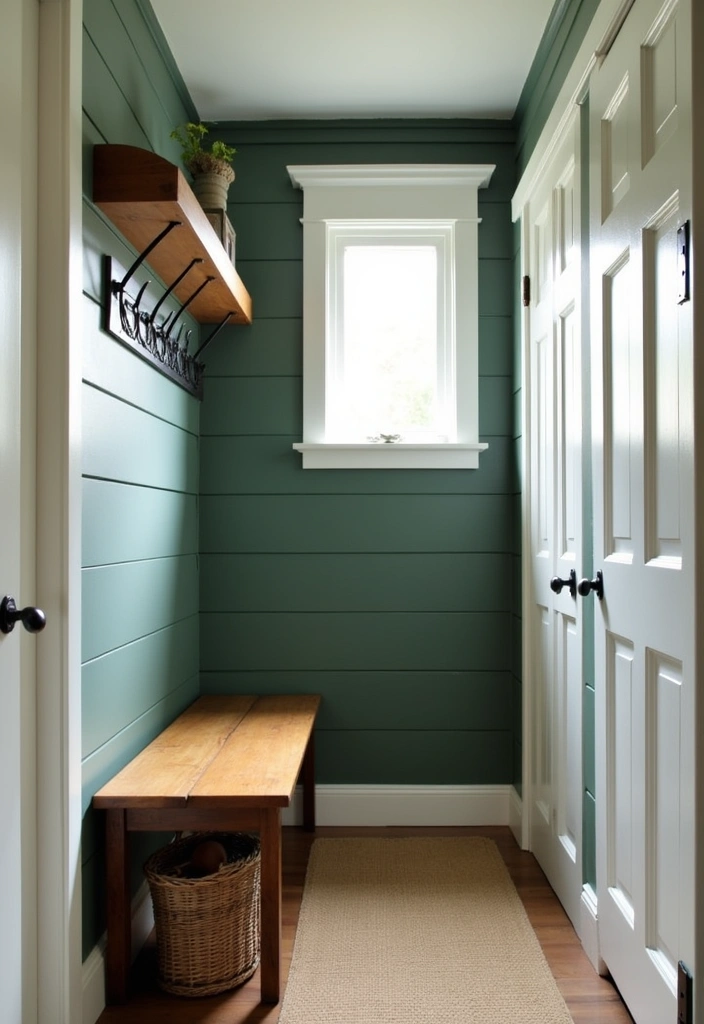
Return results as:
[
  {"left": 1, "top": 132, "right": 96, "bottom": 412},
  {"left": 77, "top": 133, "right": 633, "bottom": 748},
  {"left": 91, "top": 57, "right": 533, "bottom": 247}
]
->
[
  {"left": 83, "top": 0, "right": 184, "bottom": 163},
  {"left": 201, "top": 376, "right": 302, "bottom": 436},
  {"left": 202, "top": 319, "right": 302, "bottom": 379},
  {"left": 511, "top": 613, "right": 522, "bottom": 680},
  {"left": 512, "top": 435, "right": 522, "bottom": 495},
  {"left": 83, "top": 479, "right": 198, "bottom": 567},
  {"left": 512, "top": 675, "right": 522, "bottom": 744},
  {"left": 82, "top": 559, "right": 198, "bottom": 662},
  {"left": 110, "top": 0, "right": 195, "bottom": 129},
  {"left": 583, "top": 789, "right": 597, "bottom": 888},
  {"left": 511, "top": 553, "right": 522, "bottom": 616},
  {"left": 224, "top": 120, "right": 514, "bottom": 146},
  {"left": 200, "top": 611, "right": 511, "bottom": 672},
  {"left": 82, "top": 617, "right": 199, "bottom": 757},
  {"left": 478, "top": 317, "right": 513, "bottom": 378},
  {"left": 478, "top": 376, "right": 512, "bottom": 437},
  {"left": 82, "top": 385, "right": 198, "bottom": 492},
  {"left": 478, "top": 202, "right": 514, "bottom": 260},
  {"left": 82, "top": 827, "right": 171, "bottom": 959},
  {"left": 227, "top": 140, "right": 516, "bottom": 205},
  {"left": 199, "top": 436, "right": 512, "bottom": 496},
  {"left": 478, "top": 259, "right": 514, "bottom": 317},
  {"left": 227, "top": 202, "right": 303, "bottom": 262},
  {"left": 81, "top": 674, "right": 199, "bottom": 815},
  {"left": 82, "top": 28, "right": 150, "bottom": 154},
  {"left": 511, "top": 492, "right": 522, "bottom": 555},
  {"left": 513, "top": 387, "right": 523, "bottom": 441},
  {"left": 200, "top": 670, "right": 513, "bottom": 731},
  {"left": 515, "top": 0, "right": 601, "bottom": 175},
  {"left": 315, "top": 730, "right": 513, "bottom": 785},
  {"left": 82, "top": 295, "right": 200, "bottom": 434},
  {"left": 83, "top": 113, "right": 106, "bottom": 198},
  {"left": 584, "top": 683, "right": 596, "bottom": 796},
  {"left": 199, "top": 552, "right": 511, "bottom": 613},
  {"left": 513, "top": 738, "right": 523, "bottom": 795},
  {"left": 199, "top": 494, "right": 512, "bottom": 553},
  {"left": 236, "top": 260, "right": 302, "bottom": 319}
]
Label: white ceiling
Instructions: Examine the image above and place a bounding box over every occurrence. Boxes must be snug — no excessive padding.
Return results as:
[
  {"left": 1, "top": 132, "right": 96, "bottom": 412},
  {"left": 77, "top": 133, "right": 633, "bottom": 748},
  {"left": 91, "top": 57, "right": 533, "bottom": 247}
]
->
[{"left": 151, "top": 0, "right": 556, "bottom": 122}]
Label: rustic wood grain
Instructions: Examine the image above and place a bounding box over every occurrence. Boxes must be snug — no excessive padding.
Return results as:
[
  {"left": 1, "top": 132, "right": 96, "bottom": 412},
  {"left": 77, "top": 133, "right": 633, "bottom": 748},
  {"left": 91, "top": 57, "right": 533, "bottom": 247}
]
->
[
  {"left": 259, "top": 808, "right": 283, "bottom": 1004},
  {"left": 93, "top": 696, "right": 257, "bottom": 808},
  {"left": 188, "top": 695, "right": 321, "bottom": 807},
  {"left": 93, "top": 145, "right": 252, "bottom": 324}
]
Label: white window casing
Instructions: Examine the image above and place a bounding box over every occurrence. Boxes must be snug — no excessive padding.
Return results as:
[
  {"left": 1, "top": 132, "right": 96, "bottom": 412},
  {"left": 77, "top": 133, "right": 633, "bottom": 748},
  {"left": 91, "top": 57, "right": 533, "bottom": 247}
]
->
[{"left": 287, "top": 164, "right": 495, "bottom": 469}]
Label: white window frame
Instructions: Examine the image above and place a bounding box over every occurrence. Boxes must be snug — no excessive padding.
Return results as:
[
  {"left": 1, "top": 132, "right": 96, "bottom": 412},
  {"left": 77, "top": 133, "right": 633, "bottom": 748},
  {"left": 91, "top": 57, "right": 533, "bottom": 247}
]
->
[{"left": 287, "top": 164, "right": 495, "bottom": 469}]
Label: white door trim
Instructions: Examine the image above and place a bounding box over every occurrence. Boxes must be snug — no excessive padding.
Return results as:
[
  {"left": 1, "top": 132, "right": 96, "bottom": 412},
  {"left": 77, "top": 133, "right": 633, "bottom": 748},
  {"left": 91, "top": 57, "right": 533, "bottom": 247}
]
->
[
  {"left": 512, "top": 0, "right": 633, "bottom": 859},
  {"left": 35, "top": 1, "right": 83, "bottom": 1022}
]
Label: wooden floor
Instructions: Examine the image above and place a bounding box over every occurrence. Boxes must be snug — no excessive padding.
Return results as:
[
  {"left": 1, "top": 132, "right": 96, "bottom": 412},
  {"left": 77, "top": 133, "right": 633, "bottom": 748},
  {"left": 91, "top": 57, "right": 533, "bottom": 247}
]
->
[{"left": 97, "top": 826, "right": 633, "bottom": 1024}]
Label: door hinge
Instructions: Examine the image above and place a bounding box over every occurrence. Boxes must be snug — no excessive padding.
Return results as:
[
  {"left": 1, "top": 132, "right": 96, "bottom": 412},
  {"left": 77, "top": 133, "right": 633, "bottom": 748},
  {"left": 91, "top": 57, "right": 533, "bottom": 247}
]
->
[
  {"left": 522, "top": 275, "right": 531, "bottom": 307},
  {"left": 678, "top": 961, "right": 693, "bottom": 1024}
]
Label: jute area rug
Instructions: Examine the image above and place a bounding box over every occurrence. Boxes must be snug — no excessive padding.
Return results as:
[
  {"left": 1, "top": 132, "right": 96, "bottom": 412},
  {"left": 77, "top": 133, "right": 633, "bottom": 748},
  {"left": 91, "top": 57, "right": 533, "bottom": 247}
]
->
[{"left": 278, "top": 837, "right": 574, "bottom": 1023}]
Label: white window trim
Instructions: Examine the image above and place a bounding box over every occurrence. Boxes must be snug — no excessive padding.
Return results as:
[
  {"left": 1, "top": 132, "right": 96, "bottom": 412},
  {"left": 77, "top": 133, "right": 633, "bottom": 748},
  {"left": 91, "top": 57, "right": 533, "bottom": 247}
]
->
[{"left": 287, "top": 164, "right": 495, "bottom": 469}]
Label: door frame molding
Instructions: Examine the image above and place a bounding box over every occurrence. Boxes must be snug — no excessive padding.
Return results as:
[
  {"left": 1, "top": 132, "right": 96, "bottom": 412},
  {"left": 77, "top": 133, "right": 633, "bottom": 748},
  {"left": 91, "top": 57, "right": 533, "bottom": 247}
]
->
[
  {"left": 35, "top": 1, "right": 83, "bottom": 1021},
  {"left": 511, "top": 0, "right": 639, "bottom": 963}
]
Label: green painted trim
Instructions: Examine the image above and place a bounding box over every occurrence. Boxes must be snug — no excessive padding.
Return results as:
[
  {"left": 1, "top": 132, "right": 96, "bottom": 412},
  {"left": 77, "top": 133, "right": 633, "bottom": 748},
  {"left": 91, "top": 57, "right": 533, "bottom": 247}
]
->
[
  {"left": 514, "top": 0, "right": 601, "bottom": 172},
  {"left": 133, "top": 0, "right": 199, "bottom": 122},
  {"left": 513, "top": 0, "right": 576, "bottom": 126}
]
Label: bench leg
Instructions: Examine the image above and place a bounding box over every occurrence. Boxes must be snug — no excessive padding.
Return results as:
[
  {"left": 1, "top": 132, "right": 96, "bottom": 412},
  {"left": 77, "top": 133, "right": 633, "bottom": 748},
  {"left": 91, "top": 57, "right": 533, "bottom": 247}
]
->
[
  {"left": 302, "top": 728, "right": 316, "bottom": 831},
  {"left": 105, "top": 809, "right": 131, "bottom": 1003},
  {"left": 259, "top": 807, "right": 281, "bottom": 1003}
]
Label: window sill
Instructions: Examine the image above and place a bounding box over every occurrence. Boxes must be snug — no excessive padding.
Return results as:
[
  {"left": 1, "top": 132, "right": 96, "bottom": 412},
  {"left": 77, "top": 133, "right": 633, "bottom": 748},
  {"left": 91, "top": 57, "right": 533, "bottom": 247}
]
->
[{"left": 292, "top": 442, "right": 489, "bottom": 470}]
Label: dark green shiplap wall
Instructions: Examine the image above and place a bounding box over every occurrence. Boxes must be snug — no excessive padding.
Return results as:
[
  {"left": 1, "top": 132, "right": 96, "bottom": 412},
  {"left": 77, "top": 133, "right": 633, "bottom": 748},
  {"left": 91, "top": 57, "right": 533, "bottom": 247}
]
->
[
  {"left": 80, "top": 0, "right": 200, "bottom": 958},
  {"left": 199, "top": 120, "right": 517, "bottom": 785}
]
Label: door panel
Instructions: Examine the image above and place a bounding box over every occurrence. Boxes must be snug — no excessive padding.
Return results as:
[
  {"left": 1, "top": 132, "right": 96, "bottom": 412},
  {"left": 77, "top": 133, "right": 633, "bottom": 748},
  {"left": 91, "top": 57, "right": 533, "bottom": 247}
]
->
[
  {"left": 590, "top": 1, "right": 694, "bottom": 1020},
  {"left": 528, "top": 111, "right": 583, "bottom": 929}
]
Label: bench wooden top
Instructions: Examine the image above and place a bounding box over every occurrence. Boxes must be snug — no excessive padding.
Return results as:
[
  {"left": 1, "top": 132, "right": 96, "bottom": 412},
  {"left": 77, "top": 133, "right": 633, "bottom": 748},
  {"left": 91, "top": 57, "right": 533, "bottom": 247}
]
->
[{"left": 92, "top": 694, "right": 320, "bottom": 810}]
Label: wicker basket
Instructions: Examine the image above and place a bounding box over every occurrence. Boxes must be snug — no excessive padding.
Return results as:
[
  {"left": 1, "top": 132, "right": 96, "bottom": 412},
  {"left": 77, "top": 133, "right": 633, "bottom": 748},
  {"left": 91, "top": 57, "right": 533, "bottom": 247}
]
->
[{"left": 144, "top": 831, "right": 261, "bottom": 997}]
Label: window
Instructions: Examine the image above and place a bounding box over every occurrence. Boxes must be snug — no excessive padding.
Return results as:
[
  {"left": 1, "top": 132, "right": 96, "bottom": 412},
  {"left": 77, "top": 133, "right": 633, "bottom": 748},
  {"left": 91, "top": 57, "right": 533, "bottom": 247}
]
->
[{"left": 287, "top": 164, "right": 495, "bottom": 469}]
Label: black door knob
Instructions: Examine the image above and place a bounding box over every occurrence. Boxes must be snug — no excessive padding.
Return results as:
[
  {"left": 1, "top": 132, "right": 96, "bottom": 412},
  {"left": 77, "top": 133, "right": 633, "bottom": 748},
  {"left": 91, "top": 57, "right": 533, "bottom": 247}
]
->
[
  {"left": 549, "top": 569, "right": 577, "bottom": 599},
  {"left": 577, "top": 572, "right": 604, "bottom": 600},
  {"left": 0, "top": 596, "right": 47, "bottom": 635}
]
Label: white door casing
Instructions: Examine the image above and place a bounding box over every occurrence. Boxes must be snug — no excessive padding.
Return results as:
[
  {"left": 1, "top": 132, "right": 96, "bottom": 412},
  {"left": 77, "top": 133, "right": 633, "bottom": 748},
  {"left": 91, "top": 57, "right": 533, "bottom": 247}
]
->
[
  {"left": 1, "top": 1, "right": 39, "bottom": 1021},
  {"left": 590, "top": 1, "right": 695, "bottom": 1021},
  {"left": 524, "top": 109, "right": 584, "bottom": 932}
]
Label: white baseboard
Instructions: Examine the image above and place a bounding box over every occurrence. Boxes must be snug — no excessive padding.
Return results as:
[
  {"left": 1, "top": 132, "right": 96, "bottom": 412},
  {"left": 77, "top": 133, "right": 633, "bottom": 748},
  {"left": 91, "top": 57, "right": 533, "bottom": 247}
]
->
[
  {"left": 580, "top": 884, "right": 608, "bottom": 976},
  {"left": 82, "top": 880, "right": 155, "bottom": 1024},
  {"left": 508, "top": 787, "right": 523, "bottom": 846},
  {"left": 282, "top": 784, "right": 512, "bottom": 827}
]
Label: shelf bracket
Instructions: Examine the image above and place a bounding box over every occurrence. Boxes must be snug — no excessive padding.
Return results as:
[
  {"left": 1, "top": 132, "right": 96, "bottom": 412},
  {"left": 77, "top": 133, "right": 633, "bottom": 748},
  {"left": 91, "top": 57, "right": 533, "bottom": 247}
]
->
[{"left": 193, "top": 311, "right": 235, "bottom": 360}]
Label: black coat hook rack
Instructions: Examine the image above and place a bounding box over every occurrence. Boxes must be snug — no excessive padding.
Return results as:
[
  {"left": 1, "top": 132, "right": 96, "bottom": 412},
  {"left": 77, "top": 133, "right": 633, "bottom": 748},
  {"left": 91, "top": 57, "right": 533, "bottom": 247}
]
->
[{"left": 103, "top": 223, "right": 235, "bottom": 398}]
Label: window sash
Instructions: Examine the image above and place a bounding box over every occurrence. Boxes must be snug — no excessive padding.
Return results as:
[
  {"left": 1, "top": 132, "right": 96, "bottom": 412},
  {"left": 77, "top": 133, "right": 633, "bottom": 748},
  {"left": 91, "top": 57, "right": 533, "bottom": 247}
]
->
[{"left": 326, "top": 222, "right": 456, "bottom": 443}]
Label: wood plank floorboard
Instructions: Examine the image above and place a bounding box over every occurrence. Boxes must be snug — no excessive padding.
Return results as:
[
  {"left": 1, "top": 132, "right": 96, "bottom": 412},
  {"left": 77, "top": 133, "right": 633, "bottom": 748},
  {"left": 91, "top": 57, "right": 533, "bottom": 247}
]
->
[{"left": 96, "top": 826, "right": 633, "bottom": 1024}]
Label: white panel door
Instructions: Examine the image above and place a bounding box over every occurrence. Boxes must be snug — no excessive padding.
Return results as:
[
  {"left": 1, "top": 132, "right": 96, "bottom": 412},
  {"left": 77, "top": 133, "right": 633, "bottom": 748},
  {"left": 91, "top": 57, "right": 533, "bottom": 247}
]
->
[
  {"left": 527, "top": 111, "right": 583, "bottom": 930},
  {"left": 590, "top": 0, "right": 695, "bottom": 1020}
]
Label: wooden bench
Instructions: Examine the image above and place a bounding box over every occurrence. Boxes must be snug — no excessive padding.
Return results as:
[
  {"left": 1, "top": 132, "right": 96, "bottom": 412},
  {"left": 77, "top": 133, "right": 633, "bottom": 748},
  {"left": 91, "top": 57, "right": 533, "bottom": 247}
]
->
[{"left": 92, "top": 693, "right": 320, "bottom": 1005}]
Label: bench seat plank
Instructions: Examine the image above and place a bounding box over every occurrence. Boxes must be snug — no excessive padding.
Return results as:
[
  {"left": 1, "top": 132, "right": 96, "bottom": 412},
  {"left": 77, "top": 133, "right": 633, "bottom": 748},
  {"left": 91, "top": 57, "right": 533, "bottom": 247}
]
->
[
  {"left": 92, "top": 695, "right": 257, "bottom": 808},
  {"left": 188, "top": 694, "right": 321, "bottom": 807}
]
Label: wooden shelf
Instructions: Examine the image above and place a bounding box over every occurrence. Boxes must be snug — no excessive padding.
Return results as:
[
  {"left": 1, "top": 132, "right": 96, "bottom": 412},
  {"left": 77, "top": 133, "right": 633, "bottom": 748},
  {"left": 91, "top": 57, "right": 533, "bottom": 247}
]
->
[{"left": 93, "top": 145, "right": 252, "bottom": 325}]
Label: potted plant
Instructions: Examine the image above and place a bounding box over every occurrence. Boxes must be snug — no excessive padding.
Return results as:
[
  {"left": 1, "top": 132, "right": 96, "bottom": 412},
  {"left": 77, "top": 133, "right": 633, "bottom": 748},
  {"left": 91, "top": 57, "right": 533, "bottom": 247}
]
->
[{"left": 170, "top": 122, "right": 236, "bottom": 211}]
